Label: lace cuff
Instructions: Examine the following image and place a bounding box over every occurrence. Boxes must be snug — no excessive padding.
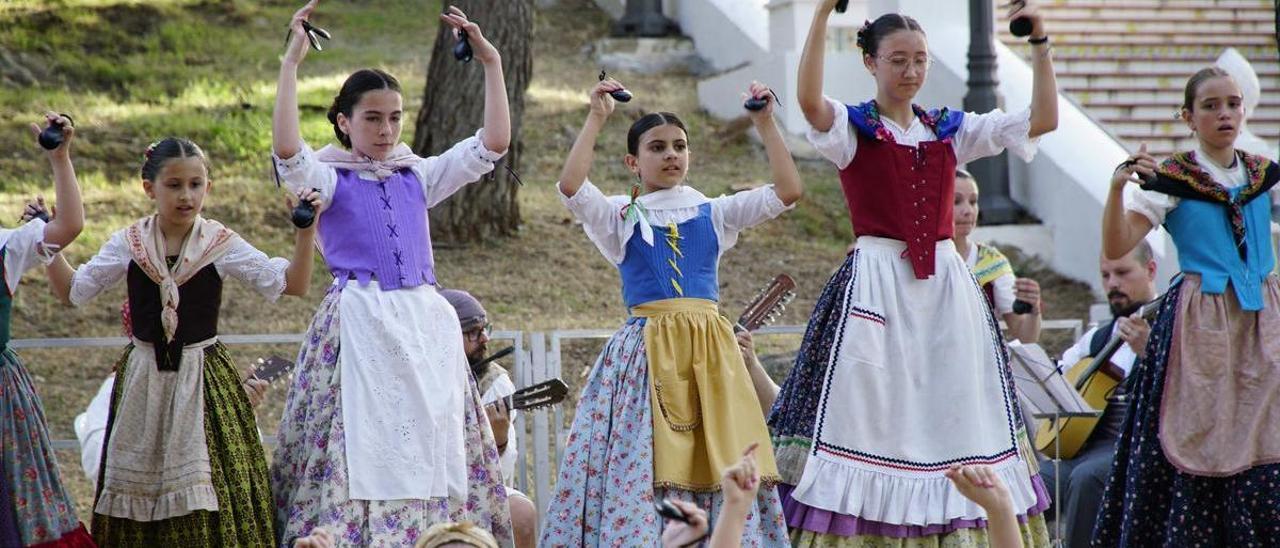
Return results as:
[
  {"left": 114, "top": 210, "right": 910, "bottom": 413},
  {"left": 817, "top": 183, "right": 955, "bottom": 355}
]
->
[
  {"left": 997, "top": 107, "right": 1039, "bottom": 163},
  {"left": 805, "top": 97, "right": 856, "bottom": 169},
  {"left": 273, "top": 143, "right": 315, "bottom": 177},
  {"left": 217, "top": 239, "right": 290, "bottom": 302},
  {"left": 1126, "top": 185, "right": 1177, "bottom": 228}
]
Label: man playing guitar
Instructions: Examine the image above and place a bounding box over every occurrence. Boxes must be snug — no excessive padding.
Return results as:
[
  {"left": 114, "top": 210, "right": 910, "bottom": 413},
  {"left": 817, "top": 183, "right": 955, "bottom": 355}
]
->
[
  {"left": 1039, "top": 240, "right": 1157, "bottom": 548},
  {"left": 440, "top": 288, "right": 538, "bottom": 548}
]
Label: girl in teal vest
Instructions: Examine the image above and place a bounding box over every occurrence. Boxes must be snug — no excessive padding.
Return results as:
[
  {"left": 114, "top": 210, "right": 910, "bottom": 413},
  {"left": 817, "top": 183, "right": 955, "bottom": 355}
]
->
[
  {"left": 1097, "top": 66, "right": 1280, "bottom": 546},
  {"left": 1, "top": 113, "right": 94, "bottom": 547}
]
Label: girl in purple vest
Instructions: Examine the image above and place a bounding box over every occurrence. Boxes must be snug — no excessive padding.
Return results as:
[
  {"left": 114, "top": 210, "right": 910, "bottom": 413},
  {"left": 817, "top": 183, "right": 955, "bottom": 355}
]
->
[
  {"left": 768, "top": 1, "right": 1060, "bottom": 546},
  {"left": 2, "top": 114, "right": 94, "bottom": 547},
  {"left": 45, "top": 136, "right": 319, "bottom": 547},
  {"left": 268, "top": 2, "right": 513, "bottom": 545},
  {"left": 539, "top": 77, "right": 801, "bottom": 546}
]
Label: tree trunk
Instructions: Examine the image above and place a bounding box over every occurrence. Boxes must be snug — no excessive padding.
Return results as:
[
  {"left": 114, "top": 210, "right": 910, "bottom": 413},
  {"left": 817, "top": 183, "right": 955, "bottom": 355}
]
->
[{"left": 414, "top": 0, "right": 533, "bottom": 244}]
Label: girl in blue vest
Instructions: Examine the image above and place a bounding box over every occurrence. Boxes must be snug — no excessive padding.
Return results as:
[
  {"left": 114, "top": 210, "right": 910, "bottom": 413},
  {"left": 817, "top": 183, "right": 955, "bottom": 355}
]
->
[
  {"left": 767, "top": 1, "right": 1059, "bottom": 546},
  {"left": 1, "top": 114, "right": 93, "bottom": 547},
  {"left": 267, "top": 1, "right": 513, "bottom": 545},
  {"left": 539, "top": 77, "right": 802, "bottom": 546},
  {"left": 1095, "top": 67, "right": 1280, "bottom": 546}
]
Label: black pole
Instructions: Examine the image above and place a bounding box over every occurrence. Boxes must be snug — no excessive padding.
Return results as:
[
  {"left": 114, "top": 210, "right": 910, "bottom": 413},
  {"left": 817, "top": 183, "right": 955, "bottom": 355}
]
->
[
  {"left": 611, "top": 0, "right": 678, "bottom": 37},
  {"left": 964, "top": 0, "right": 1021, "bottom": 223}
]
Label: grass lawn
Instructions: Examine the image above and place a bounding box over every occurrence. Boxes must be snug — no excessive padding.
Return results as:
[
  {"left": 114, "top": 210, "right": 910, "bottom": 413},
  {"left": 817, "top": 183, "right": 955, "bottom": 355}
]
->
[{"left": 0, "top": 0, "right": 1095, "bottom": 518}]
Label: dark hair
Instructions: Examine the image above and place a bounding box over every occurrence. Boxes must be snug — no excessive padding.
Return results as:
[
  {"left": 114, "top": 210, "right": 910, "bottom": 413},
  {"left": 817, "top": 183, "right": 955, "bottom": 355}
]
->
[
  {"left": 626, "top": 112, "right": 688, "bottom": 155},
  {"left": 327, "top": 69, "right": 402, "bottom": 148},
  {"left": 856, "top": 14, "right": 925, "bottom": 57},
  {"left": 955, "top": 168, "right": 974, "bottom": 180},
  {"left": 1181, "top": 66, "right": 1232, "bottom": 113},
  {"left": 140, "top": 138, "right": 208, "bottom": 181}
]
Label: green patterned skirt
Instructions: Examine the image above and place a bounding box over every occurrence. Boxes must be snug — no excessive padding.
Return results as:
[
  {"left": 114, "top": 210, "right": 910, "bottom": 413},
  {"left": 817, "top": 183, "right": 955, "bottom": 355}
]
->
[{"left": 91, "top": 342, "right": 274, "bottom": 547}]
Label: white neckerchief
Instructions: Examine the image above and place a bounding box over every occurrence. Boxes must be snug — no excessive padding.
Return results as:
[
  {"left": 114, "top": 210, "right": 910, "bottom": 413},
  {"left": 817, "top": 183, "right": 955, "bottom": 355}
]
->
[
  {"left": 1194, "top": 146, "right": 1247, "bottom": 189},
  {"left": 627, "top": 185, "right": 711, "bottom": 247}
]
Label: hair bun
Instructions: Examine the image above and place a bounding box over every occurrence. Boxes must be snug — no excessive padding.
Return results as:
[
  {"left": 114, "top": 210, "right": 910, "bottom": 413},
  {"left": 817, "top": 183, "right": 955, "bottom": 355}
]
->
[{"left": 855, "top": 20, "right": 872, "bottom": 53}]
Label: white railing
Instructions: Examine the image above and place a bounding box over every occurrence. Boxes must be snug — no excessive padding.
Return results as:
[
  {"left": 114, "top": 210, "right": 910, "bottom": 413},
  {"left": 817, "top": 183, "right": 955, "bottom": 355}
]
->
[{"left": 33, "top": 318, "right": 1083, "bottom": 515}]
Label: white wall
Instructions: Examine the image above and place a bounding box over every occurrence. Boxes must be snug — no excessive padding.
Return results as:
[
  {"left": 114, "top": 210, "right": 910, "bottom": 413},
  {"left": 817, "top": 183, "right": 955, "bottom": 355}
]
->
[{"left": 668, "top": 0, "right": 769, "bottom": 70}]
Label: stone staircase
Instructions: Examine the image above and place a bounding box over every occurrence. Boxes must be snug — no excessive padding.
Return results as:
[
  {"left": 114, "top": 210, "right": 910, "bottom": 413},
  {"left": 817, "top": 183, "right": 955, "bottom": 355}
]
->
[{"left": 1000, "top": 0, "right": 1278, "bottom": 157}]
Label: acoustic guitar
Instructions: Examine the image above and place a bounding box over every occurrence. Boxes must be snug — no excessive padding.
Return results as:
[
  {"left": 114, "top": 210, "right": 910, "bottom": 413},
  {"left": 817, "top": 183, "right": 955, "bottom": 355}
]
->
[
  {"left": 735, "top": 273, "right": 797, "bottom": 332},
  {"left": 1033, "top": 293, "right": 1165, "bottom": 458}
]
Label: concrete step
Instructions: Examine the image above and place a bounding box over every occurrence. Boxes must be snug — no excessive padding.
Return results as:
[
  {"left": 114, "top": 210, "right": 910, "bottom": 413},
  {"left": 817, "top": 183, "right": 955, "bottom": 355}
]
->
[
  {"left": 1114, "top": 133, "right": 1206, "bottom": 153},
  {"left": 1086, "top": 103, "right": 1280, "bottom": 119},
  {"left": 1034, "top": 18, "right": 1275, "bottom": 34},
  {"left": 1004, "top": 43, "right": 1278, "bottom": 59},
  {"left": 1102, "top": 118, "right": 1280, "bottom": 135},
  {"left": 1071, "top": 88, "right": 1186, "bottom": 103},
  {"left": 1049, "top": 57, "right": 1280, "bottom": 75},
  {"left": 1059, "top": 73, "right": 1280, "bottom": 89},
  {"left": 1001, "top": 4, "right": 1272, "bottom": 22},
  {"left": 1047, "top": 32, "right": 1275, "bottom": 47}
]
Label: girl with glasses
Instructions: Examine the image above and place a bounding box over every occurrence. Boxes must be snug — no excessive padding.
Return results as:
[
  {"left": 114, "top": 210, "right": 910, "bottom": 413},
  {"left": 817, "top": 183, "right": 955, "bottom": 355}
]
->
[{"left": 768, "top": 1, "right": 1060, "bottom": 546}]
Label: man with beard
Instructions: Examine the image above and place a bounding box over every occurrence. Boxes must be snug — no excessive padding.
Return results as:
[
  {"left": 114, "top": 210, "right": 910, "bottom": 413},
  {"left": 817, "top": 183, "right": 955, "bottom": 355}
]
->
[
  {"left": 1038, "top": 240, "right": 1156, "bottom": 548},
  {"left": 440, "top": 288, "right": 537, "bottom": 548}
]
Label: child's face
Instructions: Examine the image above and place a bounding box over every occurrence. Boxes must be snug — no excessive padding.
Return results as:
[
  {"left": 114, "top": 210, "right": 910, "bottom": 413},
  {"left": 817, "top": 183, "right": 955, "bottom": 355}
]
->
[
  {"left": 864, "top": 30, "right": 929, "bottom": 105},
  {"left": 143, "top": 157, "right": 210, "bottom": 228},
  {"left": 626, "top": 124, "right": 689, "bottom": 192},
  {"left": 338, "top": 89, "right": 404, "bottom": 160},
  {"left": 1183, "top": 76, "right": 1243, "bottom": 152},
  {"left": 953, "top": 176, "right": 979, "bottom": 238}
]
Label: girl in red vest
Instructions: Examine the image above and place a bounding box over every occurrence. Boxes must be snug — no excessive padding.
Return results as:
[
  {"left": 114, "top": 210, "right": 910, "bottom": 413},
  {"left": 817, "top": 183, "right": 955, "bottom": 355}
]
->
[{"left": 768, "top": 1, "right": 1059, "bottom": 545}]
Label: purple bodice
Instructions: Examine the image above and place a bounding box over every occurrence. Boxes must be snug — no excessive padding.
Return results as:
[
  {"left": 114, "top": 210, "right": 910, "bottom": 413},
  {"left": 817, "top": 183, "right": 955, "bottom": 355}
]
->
[{"left": 318, "top": 168, "right": 436, "bottom": 290}]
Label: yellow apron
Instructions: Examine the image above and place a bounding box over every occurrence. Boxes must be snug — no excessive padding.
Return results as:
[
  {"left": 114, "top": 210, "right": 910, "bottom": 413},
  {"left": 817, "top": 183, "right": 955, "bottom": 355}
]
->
[{"left": 632, "top": 298, "right": 780, "bottom": 491}]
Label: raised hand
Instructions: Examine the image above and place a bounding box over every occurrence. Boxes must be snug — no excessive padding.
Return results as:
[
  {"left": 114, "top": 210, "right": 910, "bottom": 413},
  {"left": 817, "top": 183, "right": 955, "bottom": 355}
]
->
[
  {"left": 721, "top": 442, "right": 762, "bottom": 509},
  {"left": 1005, "top": 0, "right": 1047, "bottom": 39},
  {"left": 31, "top": 112, "right": 75, "bottom": 154},
  {"left": 659, "top": 499, "right": 709, "bottom": 548},
  {"left": 20, "top": 196, "right": 50, "bottom": 223},
  {"left": 589, "top": 78, "right": 623, "bottom": 120},
  {"left": 1112, "top": 143, "right": 1158, "bottom": 189},
  {"left": 743, "top": 81, "right": 779, "bottom": 120},
  {"left": 441, "top": 6, "right": 501, "bottom": 65},
  {"left": 284, "top": 0, "right": 321, "bottom": 65},
  {"left": 945, "top": 464, "right": 1013, "bottom": 513}
]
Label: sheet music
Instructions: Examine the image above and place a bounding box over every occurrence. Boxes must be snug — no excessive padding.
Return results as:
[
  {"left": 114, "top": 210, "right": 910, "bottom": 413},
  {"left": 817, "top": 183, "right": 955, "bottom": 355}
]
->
[{"left": 1006, "top": 341, "right": 1097, "bottom": 415}]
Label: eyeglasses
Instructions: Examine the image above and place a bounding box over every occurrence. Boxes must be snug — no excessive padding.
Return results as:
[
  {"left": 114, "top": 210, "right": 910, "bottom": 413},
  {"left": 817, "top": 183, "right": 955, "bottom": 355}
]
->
[
  {"left": 876, "top": 55, "right": 932, "bottom": 74},
  {"left": 464, "top": 323, "right": 493, "bottom": 342}
]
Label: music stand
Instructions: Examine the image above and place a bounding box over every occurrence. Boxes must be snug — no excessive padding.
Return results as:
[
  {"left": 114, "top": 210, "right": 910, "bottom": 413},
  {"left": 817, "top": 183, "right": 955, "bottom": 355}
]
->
[{"left": 1006, "top": 342, "right": 1102, "bottom": 547}]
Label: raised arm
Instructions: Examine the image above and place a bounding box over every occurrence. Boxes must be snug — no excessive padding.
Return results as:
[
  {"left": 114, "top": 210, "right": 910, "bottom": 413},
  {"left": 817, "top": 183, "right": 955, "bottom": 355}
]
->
[
  {"left": 273, "top": 0, "right": 320, "bottom": 160},
  {"left": 1014, "top": 1, "right": 1059, "bottom": 137},
  {"left": 1103, "top": 145, "right": 1156, "bottom": 259},
  {"left": 558, "top": 79, "right": 619, "bottom": 198},
  {"left": 797, "top": 0, "right": 841, "bottom": 132},
  {"left": 442, "top": 7, "right": 510, "bottom": 154},
  {"left": 746, "top": 82, "right": 803, "bottom": 206},
  {"left": 31, "top": 113, "right": 84, "bottom": 249}
]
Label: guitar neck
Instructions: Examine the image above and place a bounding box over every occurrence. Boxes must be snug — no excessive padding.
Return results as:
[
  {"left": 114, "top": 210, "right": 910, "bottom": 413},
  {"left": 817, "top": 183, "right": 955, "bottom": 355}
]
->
[{"left": 1073, "top": 294, "right": 1165, "bottom": 390}]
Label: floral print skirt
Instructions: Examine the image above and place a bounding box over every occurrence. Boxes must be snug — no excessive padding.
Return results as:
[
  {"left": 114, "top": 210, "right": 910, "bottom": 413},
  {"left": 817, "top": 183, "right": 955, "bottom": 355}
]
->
[
  {"left": 538, "top": 318, "right": 790, "bottom": 547},
  {"left": 0, "top": 347, "right": 93, "bottom": 547},
  {"left": 271, "top": 284, "right": 511, "bottom": 547},
  {"left": 1093, "top": 279, "right": 1280, "bottom": 547}
]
